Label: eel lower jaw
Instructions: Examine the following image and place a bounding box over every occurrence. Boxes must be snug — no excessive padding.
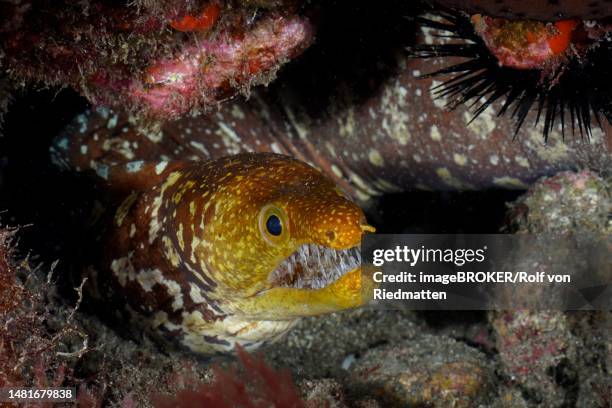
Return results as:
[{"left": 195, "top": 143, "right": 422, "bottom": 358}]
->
[
  {"left": 234, "top": 268, "right": 374, "bottom": 320},
  {"left": 231, "top": 244, "right": 376, "bottom": 320}
]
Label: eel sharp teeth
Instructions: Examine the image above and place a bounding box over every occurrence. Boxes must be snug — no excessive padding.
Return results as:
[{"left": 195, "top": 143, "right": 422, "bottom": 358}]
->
[{"left": 269, "top": 243, "right": 361, "bottom": 289}]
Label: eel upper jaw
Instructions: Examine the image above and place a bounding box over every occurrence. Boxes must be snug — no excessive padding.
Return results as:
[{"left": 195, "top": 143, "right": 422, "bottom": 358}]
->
[{"left": 267, "top": 243, "right": 362, "bottom": 290}]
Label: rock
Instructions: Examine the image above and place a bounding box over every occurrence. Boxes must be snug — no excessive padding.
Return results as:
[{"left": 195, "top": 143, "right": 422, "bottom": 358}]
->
[
  {"left": 300, "top": 378, "right": 348, "bottom": 408},
  {"left": 490, "top": 310, "right": 576, "bottom": 406},
  {"left": 570, "top": 311, "right": 611, "bottom": 408},
  {"left": 491, "top": 172, "right": 611, "bottom": 406},
  {"left": 349, "top": 334, "right": 493, "bottom": 407},
  {"left": 507, "top": 170, "right": 611, "bottom": 235},
  {"left": 490, "top": 386, "right": 530, "bottom": 408}
]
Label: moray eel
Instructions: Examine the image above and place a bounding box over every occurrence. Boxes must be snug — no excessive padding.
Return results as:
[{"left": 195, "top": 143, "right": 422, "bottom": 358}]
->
[{"left": 77, "top": 153, "right": 374, "bottom": 354}]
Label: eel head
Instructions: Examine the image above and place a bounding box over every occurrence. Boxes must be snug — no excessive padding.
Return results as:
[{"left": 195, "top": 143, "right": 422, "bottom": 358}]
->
[{"left": 192, "top": 153, "right": 376, "bottom": 320}]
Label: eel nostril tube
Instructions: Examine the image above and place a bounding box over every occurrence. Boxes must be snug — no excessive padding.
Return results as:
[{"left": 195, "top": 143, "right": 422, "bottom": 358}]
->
[{"left": 361, "top": 225, "right": 376, "bottom": 233}]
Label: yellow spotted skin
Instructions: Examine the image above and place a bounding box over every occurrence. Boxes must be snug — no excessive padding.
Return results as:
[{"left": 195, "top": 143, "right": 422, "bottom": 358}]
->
[{"left": 103, "top": 153, "right": 372, "bottom": 354}]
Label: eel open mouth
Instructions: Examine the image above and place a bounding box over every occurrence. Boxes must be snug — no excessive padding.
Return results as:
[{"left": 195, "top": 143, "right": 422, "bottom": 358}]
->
[{"left": 269, "top": 244, "right": 361, "bottom": 290}]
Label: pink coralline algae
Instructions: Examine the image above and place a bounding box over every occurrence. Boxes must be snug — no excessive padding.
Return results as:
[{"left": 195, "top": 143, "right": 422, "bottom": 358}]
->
[
  {"left": 0, "top": 0, "right": 314, "bottom": 120},
  {"left": 91, "top": 14, "right": 314, "bottom": 118}
]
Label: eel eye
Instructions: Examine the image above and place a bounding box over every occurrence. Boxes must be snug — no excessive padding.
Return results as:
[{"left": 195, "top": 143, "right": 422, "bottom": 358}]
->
[
  {"left": 259, "top": 204, "right": 289, "bottom": 246},
  {"left": 266, "top": 215, "right": 282, "bottom": 236}
]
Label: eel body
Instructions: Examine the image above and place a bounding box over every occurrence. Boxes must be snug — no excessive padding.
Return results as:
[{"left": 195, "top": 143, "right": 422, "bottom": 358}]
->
[
  {"left": 53, "top": 5, "right": 610, "bottom": 203},
  {"left": 67, "top": 152, "right": 373, "bottom": 354},
  {"left": 56, "top": 73, "right": 610, "bottom": 205}
]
